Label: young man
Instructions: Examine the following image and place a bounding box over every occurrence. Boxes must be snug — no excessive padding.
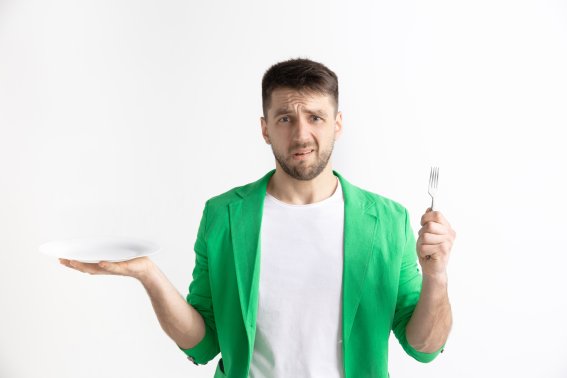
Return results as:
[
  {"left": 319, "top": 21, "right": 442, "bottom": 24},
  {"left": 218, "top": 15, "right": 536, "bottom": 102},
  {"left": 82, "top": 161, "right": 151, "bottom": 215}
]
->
[{"left": 60, "top": 58, "right": 456, "bottom": 377}]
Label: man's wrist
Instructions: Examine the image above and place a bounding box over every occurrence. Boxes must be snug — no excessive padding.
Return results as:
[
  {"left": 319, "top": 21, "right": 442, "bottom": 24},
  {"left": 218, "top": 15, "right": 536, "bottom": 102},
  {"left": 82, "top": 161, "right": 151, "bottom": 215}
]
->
[
  {"left": 422, "top": 271, "right": 448, "bottom": 287},
  {"left": 136, "top": 258, "right": 159, "bottom": 285}
]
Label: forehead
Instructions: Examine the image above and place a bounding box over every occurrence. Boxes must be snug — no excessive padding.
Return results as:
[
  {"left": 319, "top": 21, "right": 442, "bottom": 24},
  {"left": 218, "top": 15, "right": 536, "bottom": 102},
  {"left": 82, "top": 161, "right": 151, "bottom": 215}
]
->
[{"left": 268, "top": 87, "right": 334, "bottom": 117}]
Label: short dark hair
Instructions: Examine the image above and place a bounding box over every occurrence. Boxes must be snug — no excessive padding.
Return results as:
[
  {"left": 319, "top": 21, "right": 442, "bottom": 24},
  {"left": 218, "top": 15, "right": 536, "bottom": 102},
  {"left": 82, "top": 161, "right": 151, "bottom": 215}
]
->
[{"left": 261, "top": 58, "right": 339, "bottom": 118}]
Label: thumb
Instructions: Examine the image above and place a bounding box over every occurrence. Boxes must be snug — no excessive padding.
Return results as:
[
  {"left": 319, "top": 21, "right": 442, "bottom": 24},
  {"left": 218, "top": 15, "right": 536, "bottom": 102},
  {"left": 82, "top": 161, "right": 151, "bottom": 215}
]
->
[{"left": 426, "top": 207, "right": 432, "bottom": 213}]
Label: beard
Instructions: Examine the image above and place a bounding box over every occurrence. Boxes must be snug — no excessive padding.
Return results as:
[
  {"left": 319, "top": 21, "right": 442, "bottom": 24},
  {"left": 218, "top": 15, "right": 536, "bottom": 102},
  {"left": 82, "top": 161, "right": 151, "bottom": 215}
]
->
[{"left": 271, "top": 140, "right": 335, "bottom": 181}]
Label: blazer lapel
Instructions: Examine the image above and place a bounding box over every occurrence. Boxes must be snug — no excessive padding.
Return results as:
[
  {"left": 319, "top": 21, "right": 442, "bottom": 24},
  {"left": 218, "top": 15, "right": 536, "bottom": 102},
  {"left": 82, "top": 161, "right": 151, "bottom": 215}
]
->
[
  {"left": 335, "top": 171, "right": 380, "bottom": 347},
  {"left": 228, "top": 170, "right": 275, "bottom": 339}
]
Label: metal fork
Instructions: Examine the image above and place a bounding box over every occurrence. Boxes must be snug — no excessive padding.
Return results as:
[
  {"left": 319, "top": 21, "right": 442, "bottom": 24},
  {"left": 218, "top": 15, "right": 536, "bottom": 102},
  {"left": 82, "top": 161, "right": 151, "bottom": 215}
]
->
[
  {"left": 425, "top": 166, "right": 439, "bottom": 260},
  {"left": 428, "top": 166, "right": 439, "bottom": 211}
]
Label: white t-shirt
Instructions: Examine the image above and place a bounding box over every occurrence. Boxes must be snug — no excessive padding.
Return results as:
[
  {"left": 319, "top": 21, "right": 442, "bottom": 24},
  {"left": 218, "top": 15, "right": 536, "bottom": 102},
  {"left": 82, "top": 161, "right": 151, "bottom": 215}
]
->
[{"left": 249, "top": 178, "right": 346, "bottom": 378}]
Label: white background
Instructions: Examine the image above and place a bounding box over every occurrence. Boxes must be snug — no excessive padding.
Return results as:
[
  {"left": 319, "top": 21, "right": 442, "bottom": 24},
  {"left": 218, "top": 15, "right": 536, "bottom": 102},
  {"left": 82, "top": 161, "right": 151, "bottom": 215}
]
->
[{"left": 1, "top": 0, "right": 566, "bottom": 377}]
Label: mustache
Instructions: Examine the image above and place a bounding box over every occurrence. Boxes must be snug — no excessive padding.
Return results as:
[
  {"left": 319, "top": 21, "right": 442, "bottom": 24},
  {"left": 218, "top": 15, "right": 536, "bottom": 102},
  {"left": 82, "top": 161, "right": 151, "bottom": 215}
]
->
[{"left": 289, "top": 143, "right": 316, "bottom": 152}]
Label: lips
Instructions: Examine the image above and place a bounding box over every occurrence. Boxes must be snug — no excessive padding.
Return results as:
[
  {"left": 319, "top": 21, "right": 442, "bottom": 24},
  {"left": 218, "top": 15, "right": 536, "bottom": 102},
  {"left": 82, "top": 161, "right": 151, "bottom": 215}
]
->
[
  {"left": 292, "top": 149, "right": 314, "bottom": 161},
  {"left": 293, "top": 149, "right": 314, "bottom": 156}
]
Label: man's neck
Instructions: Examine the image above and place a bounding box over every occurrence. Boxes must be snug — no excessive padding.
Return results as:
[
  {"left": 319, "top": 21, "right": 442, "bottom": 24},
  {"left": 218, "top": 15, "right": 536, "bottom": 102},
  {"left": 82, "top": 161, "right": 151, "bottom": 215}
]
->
[{"left": 266, "top": 165, "right": 338, "bottom": 205}]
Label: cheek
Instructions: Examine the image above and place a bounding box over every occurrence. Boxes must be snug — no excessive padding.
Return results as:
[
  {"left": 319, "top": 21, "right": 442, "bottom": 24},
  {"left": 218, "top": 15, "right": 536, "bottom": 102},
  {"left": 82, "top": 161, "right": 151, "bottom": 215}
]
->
[
  {"left": 271, "top": 139, "right": 288, "bottom": 155},
  {"left": 320, "top": 129, "right": 336, "bottom": 145}
]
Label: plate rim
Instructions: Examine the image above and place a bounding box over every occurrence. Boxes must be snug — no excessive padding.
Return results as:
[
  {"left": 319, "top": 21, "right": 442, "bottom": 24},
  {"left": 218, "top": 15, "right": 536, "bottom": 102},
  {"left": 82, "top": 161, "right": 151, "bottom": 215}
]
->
[{"left": 39, "top": 236, "right": 161, "bottom": 263}]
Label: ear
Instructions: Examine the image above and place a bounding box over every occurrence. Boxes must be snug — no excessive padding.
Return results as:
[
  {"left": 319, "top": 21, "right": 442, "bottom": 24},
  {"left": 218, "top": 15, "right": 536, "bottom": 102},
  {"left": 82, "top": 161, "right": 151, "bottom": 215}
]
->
[
  {"left": 260, "top": 116, "right": 271, "bottom": 144},
  {"left": 333, "top": 111, "right": 343, "bottom": 140}
]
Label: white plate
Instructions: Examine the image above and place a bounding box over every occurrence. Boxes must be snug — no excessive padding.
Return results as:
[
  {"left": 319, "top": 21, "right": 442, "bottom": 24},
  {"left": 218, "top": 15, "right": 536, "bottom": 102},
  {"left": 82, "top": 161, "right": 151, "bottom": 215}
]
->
[{"left": 39, "top": 236, "right": 160, "bottom": 263}]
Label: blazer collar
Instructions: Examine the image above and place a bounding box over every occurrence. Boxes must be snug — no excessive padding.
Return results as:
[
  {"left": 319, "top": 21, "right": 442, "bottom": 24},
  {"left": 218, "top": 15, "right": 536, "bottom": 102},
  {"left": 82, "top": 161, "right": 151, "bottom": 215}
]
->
[{"left": 228, "top": 169, "right": 379, "bottom": 350}]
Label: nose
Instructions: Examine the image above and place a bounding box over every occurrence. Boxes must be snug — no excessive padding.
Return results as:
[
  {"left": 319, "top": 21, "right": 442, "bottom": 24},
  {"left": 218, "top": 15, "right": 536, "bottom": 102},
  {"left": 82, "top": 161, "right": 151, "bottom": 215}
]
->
[{"left": 293, "top": 115, "right": 311, "bottom": 141}]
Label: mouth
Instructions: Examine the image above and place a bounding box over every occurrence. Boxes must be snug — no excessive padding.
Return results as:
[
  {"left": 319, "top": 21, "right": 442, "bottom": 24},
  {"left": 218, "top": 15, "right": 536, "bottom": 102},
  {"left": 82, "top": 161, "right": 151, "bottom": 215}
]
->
[{"left": 292, "top": 149, "right": 314, "bottom": 160}]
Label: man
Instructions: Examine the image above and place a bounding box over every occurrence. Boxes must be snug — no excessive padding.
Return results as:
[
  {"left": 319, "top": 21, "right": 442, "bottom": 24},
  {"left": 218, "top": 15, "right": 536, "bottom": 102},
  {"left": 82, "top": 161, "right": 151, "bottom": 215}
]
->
[{"left": 60, "top": 58, "right": 456, "bottom": 377}]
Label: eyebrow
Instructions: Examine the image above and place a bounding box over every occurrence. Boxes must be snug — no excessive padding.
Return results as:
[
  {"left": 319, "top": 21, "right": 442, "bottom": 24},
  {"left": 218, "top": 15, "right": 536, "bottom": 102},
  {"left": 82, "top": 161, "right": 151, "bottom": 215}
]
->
[{"left": 272, "top": 107, "right": 329, "bottom": 118}]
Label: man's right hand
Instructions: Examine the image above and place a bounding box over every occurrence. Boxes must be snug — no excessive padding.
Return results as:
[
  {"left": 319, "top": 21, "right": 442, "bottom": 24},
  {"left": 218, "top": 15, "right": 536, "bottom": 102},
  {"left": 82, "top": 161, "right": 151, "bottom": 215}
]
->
[
  {"left": 59, "top": 256, "right": 153, "bottom": 281},
  {"left": 59, "top": 255, "right": 206, "bottom": 350}
]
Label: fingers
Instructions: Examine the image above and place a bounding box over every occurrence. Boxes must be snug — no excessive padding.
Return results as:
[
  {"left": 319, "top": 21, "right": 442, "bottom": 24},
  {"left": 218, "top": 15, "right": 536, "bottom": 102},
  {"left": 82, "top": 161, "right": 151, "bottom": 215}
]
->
[
  {"left": 417, "top": 232, "right": 449, "bottom": 245},
  {"left": 416, "top": 213, "right": 455, "bottom": 261},
  {"left": 420, "top": 209, "right": 450, "bottom": 227},
  {"left": 59, "top": 258, "right": 77, "bottom": 271},
  {"left": 417, "top": 210, "right": 456, "bottom": 276},
  {"left": 418, "top": 221, "right": 447, "bottom": 236},
  {"left": 419, "top": 209, "right": 456, "bottom": 245},
  {"left": 59, "top": 258, "right": 117, "bottom": 275}
]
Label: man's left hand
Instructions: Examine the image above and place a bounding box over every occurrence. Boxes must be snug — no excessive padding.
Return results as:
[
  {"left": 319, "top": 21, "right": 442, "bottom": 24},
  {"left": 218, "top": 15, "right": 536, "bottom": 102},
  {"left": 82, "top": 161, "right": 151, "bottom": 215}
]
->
[{"left": 417, "top": 208, "right": 456, "bottom": 277}]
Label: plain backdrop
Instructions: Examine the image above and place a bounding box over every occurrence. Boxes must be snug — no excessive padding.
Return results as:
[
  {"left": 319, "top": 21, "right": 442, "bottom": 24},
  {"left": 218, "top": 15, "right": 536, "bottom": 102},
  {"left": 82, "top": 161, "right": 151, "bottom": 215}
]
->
[{"left": 1, "top": 0, "right": 566, "bottom": 377}]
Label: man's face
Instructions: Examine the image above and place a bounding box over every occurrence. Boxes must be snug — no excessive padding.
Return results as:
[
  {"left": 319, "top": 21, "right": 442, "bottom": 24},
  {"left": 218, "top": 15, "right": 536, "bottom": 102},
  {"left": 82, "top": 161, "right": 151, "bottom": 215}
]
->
[{"left": 261, "top": 87, "right": 343, "bottom": 181}]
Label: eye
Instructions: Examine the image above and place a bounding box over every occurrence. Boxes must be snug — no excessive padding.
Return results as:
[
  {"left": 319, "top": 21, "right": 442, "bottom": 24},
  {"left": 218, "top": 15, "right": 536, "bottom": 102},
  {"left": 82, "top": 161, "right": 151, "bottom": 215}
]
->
[
  {"left": 312, "top": 115, "right": 322, "bottom": 122},
  {"left": 279, "top": 116, "right": 290, "bottom": 123}
]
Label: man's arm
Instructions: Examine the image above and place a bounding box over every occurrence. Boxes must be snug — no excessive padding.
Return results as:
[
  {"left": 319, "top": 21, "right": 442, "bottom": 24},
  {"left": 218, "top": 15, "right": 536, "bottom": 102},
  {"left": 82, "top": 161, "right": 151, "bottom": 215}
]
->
[
  {"left": 405, "top": 273, "right": 452, "bottom": 352},
  {"left": 138, "top": 260, "right": 206, "bottom": 349},
  {"left": 406, "top": 208, "right": 456, "bottom": 353},
  {"left": 59, "top": 256, "right": 206, "bottom": 350}
]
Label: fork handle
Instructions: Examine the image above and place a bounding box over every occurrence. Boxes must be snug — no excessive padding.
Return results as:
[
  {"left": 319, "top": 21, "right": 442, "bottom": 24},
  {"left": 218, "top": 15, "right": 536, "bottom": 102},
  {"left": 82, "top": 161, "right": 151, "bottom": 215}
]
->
[{"left": 426, "top": 198, "right": 436, "bottom": 260}]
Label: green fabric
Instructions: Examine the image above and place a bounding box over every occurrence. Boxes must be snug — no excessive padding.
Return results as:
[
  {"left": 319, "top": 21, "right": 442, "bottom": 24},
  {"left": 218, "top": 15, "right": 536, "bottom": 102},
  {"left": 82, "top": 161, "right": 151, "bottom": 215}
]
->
[{"left": 178, "top": 169, "right": 444, "bottom": 377}]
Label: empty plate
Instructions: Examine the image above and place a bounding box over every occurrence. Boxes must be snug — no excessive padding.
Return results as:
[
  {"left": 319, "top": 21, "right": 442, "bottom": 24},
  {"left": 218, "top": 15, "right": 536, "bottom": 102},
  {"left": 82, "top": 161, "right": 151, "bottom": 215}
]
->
[{"left": 39, "top": 236, "right": 160, "bottom": 263}]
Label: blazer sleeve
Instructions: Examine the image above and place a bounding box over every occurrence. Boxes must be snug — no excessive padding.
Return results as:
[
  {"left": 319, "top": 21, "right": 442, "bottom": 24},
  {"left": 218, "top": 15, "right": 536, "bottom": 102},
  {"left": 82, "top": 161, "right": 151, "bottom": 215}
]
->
[
  {"left": 391, "top": 208, "right": 445, "bottom": 363},
  {"left": 178, "top": 200, "right": 221, "bottom": 364}
]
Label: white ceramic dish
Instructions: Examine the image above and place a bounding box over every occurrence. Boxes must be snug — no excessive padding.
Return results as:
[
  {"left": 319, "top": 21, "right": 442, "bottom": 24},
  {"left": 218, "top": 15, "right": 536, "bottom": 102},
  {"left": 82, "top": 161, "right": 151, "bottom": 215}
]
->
[{"left": 39, "top": 236, "right": 160, "bottom": 263}]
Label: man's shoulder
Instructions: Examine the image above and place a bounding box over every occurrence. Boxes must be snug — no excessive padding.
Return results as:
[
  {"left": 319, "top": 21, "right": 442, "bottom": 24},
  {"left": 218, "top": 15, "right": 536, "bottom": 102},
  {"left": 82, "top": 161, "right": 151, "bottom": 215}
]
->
[
  {"left": 339, "top": 176, "right": 408, "bottom": 219},
  {"left": 203, "top": 171, "right": 271, "bottom": 210},
  {"left": 205, "top": 183, "right": 247, "bottom": 207}
]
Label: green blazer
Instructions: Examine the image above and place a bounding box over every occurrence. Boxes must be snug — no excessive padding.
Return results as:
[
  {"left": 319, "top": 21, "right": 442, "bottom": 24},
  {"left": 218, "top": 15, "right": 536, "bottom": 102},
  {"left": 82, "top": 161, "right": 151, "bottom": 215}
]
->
[{"left": 179, "top": 169, "right": 443, "bottom": 377}]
